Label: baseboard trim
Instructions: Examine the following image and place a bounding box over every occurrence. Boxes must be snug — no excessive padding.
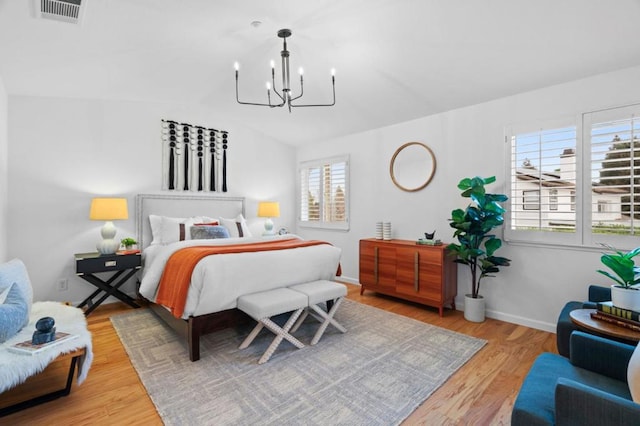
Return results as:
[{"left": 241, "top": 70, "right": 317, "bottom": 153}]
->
[
  {"left": 337, "top": 276, "right": 360, "bottom": 286},
  {"left": 346, "top": 274, "right": 556, "bottom": 334},
  {"left": 484, "top": 309, "right": 556, "bottom": 334}
]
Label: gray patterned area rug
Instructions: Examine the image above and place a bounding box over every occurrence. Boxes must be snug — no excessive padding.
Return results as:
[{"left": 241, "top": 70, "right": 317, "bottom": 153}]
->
[{"left": 111, "top": 299, "right": 486, "bottom": 426}]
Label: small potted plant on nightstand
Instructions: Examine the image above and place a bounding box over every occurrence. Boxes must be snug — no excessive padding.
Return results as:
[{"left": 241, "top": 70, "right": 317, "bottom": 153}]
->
[
  {"left": 597, "top": 244, "right": 640, "bottom": 311},
  {"left": 121, "top": 237, "right": 138, "bottom": 250}
]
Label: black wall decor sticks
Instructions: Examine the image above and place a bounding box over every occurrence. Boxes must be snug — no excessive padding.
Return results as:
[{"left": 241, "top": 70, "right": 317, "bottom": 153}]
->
[{"left": 161, "top": 120, "right": 230, "bottom": 192}]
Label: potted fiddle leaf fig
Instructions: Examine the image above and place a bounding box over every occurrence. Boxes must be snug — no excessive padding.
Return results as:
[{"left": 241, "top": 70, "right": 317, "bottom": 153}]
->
[
  {"left": 597, "top": 244, "right": 640, "bottom": 311},
  {"left": 448, "top": 176, "right": 511, "bottom": 322}
]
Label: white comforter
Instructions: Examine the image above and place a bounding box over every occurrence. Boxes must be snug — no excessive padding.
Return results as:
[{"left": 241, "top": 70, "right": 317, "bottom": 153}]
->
[{"left": 139, "top": 235, "right": 342, "bottom": 319}]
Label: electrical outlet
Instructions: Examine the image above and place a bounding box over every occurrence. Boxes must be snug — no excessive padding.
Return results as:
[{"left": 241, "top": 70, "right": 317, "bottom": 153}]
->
[{"left": 56, "top": 278, "right": 68, "bottom": 292}]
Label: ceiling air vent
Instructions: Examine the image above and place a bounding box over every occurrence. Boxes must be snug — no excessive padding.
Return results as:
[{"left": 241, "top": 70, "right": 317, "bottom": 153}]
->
[{"left": 34, "top": 0, "right": 85, "bottom": 24}]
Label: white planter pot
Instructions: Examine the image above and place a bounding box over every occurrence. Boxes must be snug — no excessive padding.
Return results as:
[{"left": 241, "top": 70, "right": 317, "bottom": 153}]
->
[
  {"left": 611, "top": 285, "right": 640, "bottom": 311},
  {"left": 464, "top": 294, "right": 485, "bottom": 322}
]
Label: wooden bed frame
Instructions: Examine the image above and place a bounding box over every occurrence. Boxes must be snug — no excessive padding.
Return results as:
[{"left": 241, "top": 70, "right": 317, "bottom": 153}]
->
[
  {"left": 148, "top": 303, "right": 248, "bottom": 361},
  {"left": 136, "top": 193, "right": 249, "bottom": 361}
]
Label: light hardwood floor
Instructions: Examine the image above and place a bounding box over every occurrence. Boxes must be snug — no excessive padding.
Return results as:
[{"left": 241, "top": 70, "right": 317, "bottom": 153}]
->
[{"left": 2, "top": 285, "right": 556, "bottom": 425}]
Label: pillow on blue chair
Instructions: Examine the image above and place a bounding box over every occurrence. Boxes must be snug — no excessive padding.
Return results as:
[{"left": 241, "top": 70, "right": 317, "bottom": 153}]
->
[
  {"left": 628, "top": 343, "right": 640, "bottom": 402},
  {"left": 0, "top": 258, "right": 33, "bottom": 318},
  {"left": 0, "top": 282, "right": 30, "bottom": 343}
]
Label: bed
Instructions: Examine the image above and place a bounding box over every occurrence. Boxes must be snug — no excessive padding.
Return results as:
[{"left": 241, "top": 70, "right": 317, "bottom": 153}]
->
[{"left": 135, "top": 194, "right": 342, "bottom": 361}]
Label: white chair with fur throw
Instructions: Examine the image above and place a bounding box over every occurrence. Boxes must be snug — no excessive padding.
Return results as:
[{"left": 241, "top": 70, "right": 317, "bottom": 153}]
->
[{"left": 0, "top": 259, "right": 93, "bottom": 416}]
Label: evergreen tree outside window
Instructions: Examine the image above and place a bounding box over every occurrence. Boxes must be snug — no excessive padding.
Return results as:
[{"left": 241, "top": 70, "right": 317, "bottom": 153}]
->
[{"left": 588, "top": 105, "right": 640, "bottom": 241}]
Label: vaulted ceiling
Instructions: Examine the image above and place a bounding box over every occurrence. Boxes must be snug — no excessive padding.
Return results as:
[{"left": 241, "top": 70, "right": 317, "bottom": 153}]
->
[{"left": 1, "top": 0, "right": 640, "bottom": 146}]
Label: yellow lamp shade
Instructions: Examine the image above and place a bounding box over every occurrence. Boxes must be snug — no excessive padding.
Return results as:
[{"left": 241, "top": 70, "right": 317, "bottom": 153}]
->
[
  {"left": 89, "top": 198, "right": 129, "bottom": 221},
  {"left": 257, "top": 201, "right": 280, "bottom": 218}
]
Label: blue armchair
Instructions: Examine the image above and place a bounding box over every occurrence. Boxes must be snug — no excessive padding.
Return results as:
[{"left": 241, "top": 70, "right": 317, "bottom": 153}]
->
[
  {"left": 512, "top": 331, "right": 640, "bottom": 425},
  {"left": 556, "top": 285, "right": 611, "bottom": 357}
]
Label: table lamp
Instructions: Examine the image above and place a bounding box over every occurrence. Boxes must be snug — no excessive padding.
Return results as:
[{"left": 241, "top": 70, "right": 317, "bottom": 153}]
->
[
  {"left": 89, "top": 197, "right": 129, "bottom": 255},
  {"left": 257, "top": 201, "right": 280, "bottom": 236}
]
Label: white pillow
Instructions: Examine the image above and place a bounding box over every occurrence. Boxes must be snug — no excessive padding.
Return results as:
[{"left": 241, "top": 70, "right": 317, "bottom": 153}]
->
[
  {"left": 160, "top": 216, "right": 219, "bottom": 244},
  {"left": 149, "top": 214, "right": 163, "bottom": 245},
  {"left": 219, "top": 214, "right": 252, "bottom": 238},
  {"left": 149, "top": 215, "right": 218, "bottom": 245},
  {"left": 628, "top": 343, "right": 640, "bottom": 402}
]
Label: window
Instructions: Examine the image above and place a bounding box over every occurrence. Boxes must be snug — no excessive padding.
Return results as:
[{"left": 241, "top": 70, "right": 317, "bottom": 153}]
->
[
  {"left": 298, "top": 155, "right": 349, "bottom": 230},
  {"left": 506, "top": 122, "right": 578, "bottom": 243},
  {"left": 588, "top": 105, "right": 640, "bottom": 243},
  {"left": 522, "top": 190, "right": 540, "bottom": 210},
  {"left": 597, "top": 200, "right": 609, "bottom": 213},
  {"left": 506, "top": 103, "right": 640, "bottom": 248},
  {"left": 549, "top": 189, "right": 558, "bottom": 211}
]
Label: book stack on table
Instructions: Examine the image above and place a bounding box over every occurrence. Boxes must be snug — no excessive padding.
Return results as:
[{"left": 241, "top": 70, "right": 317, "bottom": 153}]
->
[
  {"left": 591, "top": 301, "right": 640, "bottom": 332},
  {"left": 9, "top": 332, "right": 78, "bottom": 355}
]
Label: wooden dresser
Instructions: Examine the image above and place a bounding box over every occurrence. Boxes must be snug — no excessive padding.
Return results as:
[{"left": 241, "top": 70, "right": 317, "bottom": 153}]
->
[{"left": 359, "top": 238, "right": 458, "bottom": 316}]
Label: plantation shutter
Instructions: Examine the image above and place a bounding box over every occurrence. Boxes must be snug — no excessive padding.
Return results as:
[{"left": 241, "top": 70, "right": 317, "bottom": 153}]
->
[
  {"left": 505, "top": 120, "right": 579, "bottom": 245},
  {"left": 586, "top": 104, "right": 640, "bottom": 245},
  {"left": 298, "top": 156, "right": 349, "bottom": 230}
]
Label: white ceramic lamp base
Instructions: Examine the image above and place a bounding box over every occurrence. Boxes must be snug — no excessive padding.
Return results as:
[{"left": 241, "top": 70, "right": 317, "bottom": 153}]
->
[
  {"left": 263, "top": 218, "right": 275, "bottom": 236},
  {"left": 97, "top": 221, "right": 120, "bottom": 255}
]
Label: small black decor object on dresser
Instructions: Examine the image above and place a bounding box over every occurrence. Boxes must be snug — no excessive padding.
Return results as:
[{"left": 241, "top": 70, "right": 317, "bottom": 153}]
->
[{"left": 161, "top": 119, "right": 230, "bottom": 192}]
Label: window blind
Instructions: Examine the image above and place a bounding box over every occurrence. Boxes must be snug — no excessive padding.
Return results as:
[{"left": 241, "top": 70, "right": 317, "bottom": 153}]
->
[{"left": 298, "top": 155, "right": 349, "bottom": 230}]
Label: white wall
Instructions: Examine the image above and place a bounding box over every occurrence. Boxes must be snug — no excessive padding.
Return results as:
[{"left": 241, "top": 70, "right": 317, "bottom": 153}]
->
[
  {"left": 0, "top": 76, "right": 7, "bottom": 262},
  {"left": 7, "top": 96, "right": 295, "bottom": 303},
  {"left": 296, "top": 65, "right": 640, "bottom": 333}
]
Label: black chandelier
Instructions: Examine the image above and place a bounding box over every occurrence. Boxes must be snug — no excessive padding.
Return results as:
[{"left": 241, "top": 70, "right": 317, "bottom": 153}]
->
[{"left": 235, "top": 29, "right": 336, "bottom": 113}]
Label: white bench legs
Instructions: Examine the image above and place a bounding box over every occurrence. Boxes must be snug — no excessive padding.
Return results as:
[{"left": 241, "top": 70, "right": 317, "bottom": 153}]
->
[
  {"left": 289, "top": 280, "right": 348, "bottom": 345},
  {"left": 238, "top": 288, "right": 308, "bottom": 364}
]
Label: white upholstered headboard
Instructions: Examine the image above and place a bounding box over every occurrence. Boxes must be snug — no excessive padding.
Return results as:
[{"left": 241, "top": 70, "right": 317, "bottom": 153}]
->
[{"left": 136, "top": 194, "right": 245, "bottom": 249}]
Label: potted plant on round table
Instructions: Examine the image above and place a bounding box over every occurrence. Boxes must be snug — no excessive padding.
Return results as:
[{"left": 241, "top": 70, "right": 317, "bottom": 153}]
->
[
  {"left": 447, "top": 176, "right": 511, "bottom": 322},
  {"left": 597, "top": 244, "right": 640, "bottom": 311}
]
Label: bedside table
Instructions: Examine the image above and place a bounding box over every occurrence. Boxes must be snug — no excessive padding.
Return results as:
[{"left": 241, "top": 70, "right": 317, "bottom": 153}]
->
[{"left": 75, "top": 252, "right": 141, "bottom": 316}]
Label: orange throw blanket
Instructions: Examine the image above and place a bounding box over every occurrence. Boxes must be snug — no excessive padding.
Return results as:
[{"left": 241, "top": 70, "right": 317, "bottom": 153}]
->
[{"left": 155, "top": 238, "right": 340, "bottom": 318}]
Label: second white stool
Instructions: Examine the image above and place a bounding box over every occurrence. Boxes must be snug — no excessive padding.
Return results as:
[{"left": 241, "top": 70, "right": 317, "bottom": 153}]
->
[{"left": 289, "top": 280, "right": 347, "bottom": 345}]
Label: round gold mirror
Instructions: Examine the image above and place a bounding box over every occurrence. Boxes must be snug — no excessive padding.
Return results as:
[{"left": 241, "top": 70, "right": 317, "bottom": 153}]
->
[{"left": 390, "top": 142, "right": 436, "bottom": 192}]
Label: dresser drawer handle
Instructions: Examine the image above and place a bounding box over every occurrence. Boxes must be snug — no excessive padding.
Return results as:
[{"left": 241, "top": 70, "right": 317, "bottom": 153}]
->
[
  {"left": 374, "top": 247, "right": 379, "bottom": 284},
  {"left": 414, "top": 252, "right": 419, "bottom": 292}
]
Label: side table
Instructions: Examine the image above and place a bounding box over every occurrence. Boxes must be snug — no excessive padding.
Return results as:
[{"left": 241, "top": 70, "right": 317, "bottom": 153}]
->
[
  {"left": 0, "top": 348, "right": 85, "bottom": 416},
  {"left": 569, "top": 308, "right": 640, "bottom": 343},
  {"left": 75, "top": 252, "right": 141, "bottom": 316}
]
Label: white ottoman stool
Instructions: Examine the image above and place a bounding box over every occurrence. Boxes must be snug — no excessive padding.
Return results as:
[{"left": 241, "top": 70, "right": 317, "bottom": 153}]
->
[
  {"left": 289, "top": 280, "right": 347, "bottom": 345},
  {"left": 238, "top": 288, "right": 308, "bottom": 364}
]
